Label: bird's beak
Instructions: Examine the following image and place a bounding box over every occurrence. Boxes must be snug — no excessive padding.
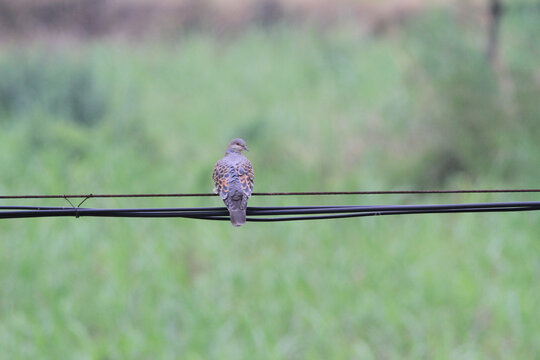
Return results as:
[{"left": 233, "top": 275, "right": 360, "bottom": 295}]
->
[{"left": 243, "top": 145, "right": 249, "bottom": 152}]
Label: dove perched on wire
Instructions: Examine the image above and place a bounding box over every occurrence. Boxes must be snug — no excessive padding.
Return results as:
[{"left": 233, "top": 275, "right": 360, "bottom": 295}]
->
[{"left": 213, "top": 138, "right": 254, "bottom": 227}]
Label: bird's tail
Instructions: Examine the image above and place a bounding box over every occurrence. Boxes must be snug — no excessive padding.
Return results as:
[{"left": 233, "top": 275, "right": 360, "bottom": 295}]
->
[
  {"left": 229, "top": 209, "right": 246, "bottom": 227},
  {"left": 227, "top": 190, "right": 248, "bottom": 227}
]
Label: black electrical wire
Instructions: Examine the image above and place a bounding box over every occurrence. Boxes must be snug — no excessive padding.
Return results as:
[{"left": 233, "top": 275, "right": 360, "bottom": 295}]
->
[
  {"left": 1, "top": 188, "right": 540, "bottom": 200},
  {"left": 1, "top": 202, "right": 538, "bottom": 222}
]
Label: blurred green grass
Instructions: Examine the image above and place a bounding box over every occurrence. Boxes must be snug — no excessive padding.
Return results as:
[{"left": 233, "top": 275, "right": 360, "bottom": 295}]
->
[{"left": 0, "top": 14, "right": 540, "bottom": 359}]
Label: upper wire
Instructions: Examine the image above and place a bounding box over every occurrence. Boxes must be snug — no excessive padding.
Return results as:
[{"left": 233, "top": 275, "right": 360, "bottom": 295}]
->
[{"left": 0, "top": 188, "right": 539, "bottom": 200}]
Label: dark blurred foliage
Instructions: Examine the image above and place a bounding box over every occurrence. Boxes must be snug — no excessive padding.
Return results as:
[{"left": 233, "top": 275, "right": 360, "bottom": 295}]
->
[
  {"left": 0, "top": 54, "right": 108, "bottom": 126},
  {"left": 387, "top": 12, "right": 540, "bottom": 187}
]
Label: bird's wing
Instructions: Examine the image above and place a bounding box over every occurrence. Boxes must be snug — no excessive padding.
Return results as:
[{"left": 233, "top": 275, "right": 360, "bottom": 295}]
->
[
  {"left": 237, "top": 158, "right": 254, "bottom": 197},
  {"left": 213, "top": 159, "right": 230, "bottom": 200}
]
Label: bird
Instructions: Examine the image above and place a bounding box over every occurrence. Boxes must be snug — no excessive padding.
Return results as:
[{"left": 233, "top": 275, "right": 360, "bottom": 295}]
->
[{"left": 213, "top": 138, "right": 254, "bottom": 227}]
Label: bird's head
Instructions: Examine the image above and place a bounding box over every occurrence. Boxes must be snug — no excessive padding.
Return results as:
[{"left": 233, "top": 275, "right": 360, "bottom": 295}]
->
[{"left": 226, "top": 138, "right": 249, "bottom": 154}]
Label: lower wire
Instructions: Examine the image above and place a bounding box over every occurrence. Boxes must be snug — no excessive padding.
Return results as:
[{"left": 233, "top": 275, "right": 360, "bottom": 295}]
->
[{"left": 0, "top": 201, "right": 539, "bottom": 221}]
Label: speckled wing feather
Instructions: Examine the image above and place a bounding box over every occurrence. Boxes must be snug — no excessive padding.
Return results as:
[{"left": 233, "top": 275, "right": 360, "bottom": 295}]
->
[
  {"left": 237, "top": 157, "right": 254, "bottom": 199},
  {"left": 213, "top": 159, "right": 231, "bottom": 200}
]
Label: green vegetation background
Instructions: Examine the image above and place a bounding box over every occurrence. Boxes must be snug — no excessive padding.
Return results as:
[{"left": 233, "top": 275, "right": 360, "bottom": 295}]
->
[{"left": 0, "top": 12, "right": 539, "bottom": 359}]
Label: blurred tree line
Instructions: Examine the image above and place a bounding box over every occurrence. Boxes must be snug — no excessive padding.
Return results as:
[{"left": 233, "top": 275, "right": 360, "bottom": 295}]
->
[{"left": 0, "top": 0, "right": 429, "bottom": 40}]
